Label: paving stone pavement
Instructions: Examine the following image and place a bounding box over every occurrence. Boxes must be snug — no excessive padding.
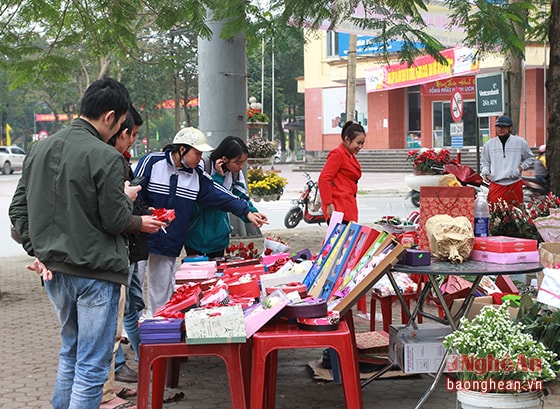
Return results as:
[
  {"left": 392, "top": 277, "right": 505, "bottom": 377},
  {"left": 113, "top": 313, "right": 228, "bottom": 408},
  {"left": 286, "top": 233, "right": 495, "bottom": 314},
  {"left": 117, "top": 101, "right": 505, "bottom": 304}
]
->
[{"left": 2, "top": 253, "right": 560, "bottom": 409}]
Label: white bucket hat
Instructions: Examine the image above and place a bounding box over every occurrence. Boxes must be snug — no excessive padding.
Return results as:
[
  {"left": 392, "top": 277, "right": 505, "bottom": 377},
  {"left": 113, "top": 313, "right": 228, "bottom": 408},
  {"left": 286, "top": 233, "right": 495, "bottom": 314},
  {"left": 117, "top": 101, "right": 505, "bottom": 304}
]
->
[{"left": 173, "top": 127, "right": 214, "bottom": 152}]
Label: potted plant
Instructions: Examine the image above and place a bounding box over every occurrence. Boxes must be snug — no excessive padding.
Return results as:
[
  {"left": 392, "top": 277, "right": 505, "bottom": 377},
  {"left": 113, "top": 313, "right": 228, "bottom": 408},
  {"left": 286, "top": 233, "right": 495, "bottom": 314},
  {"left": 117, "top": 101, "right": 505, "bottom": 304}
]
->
[
  {"left": 247, "top": 167, "right": 287, "bottom": 201},
  {"left": 406, "top": 148, "right": 457, "bottom": 175},
  {"left": 443, "top": 303, "right": 558, "bottom": 408}
]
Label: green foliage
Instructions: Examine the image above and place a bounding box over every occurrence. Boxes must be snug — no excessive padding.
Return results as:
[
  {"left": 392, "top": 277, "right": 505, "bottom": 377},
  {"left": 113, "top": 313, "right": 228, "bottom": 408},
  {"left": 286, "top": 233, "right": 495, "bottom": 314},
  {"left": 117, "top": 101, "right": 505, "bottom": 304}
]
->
[
  {"left": 443, "top": 0, "right": 536, "bottom": 59},
  {"left": 516, "top": 294, "right": 560, "bottom": 367}
]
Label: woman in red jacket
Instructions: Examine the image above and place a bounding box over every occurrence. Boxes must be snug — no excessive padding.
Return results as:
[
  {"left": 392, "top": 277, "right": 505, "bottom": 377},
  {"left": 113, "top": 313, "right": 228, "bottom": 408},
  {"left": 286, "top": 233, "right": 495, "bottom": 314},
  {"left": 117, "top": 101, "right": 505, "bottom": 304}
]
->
[{"left": 318, "top": 121, "right": 366, "bottom": 223}]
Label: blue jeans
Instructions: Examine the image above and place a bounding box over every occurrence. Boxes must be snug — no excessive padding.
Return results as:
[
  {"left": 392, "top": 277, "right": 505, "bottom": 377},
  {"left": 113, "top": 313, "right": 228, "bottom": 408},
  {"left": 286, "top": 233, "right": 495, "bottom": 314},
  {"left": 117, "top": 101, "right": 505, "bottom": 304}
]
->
[
  {"left": 122, "top": 262, "right": 145, "bottom": 361},
  {"left": 45, "top": 271, "right": 120, "bottom": 409}
]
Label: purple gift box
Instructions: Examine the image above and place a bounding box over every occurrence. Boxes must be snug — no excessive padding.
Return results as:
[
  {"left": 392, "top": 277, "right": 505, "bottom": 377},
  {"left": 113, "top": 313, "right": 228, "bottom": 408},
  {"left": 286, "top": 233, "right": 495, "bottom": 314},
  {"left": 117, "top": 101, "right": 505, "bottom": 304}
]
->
[{"left": 402, "top": 249, "right": 431, "bottom": 266}]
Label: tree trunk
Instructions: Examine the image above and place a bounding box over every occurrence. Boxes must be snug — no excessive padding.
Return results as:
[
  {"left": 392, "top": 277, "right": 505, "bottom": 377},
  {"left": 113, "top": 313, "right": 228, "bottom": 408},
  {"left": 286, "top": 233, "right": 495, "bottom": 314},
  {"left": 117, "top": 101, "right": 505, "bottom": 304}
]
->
[
  {"left": 548, "top": 0, "right": 560, "bottom": 196},
  {"left": 504, "top": 0, "right": 526, "bottom": 136},
  {"left": 345, "top": 34, "right": 357, "bottom": 123}
]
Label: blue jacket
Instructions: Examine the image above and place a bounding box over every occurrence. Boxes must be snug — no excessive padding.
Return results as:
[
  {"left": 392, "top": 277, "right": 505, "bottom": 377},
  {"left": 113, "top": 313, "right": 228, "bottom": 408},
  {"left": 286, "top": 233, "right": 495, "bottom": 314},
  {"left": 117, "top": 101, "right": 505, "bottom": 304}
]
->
[{"left": 134, "top": 150, "right": 251, "bottom": 257}]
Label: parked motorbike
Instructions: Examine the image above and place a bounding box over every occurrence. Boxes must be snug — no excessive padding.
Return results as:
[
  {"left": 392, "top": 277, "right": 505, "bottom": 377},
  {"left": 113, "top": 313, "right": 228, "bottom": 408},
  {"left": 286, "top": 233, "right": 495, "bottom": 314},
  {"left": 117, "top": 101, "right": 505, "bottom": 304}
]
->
[
  {"left": 523, "top": 175, "right": 550, "bottom": 202},
  {"left": 284, "top": 172, "right": 326, "bottom": 228}
]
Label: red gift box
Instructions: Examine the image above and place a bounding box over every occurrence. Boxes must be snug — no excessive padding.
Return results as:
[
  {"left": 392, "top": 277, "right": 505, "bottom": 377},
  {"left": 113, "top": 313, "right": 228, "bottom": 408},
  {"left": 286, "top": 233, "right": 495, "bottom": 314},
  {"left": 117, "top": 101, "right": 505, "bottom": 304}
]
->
[
  {"left": 495, "top": 275, "right": 520, "bottom": 294},
  {"left": 473, "top": 236, "right": 537, "bottom": 253}
]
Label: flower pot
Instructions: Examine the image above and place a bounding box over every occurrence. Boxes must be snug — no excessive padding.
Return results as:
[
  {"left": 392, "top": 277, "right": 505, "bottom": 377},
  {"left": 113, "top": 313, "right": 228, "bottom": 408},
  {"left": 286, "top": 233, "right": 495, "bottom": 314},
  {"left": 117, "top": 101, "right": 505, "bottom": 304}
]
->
[
  {"left": 404, "top": 174, "right": 443, "bottom": 191},
  {"left": 457, "top": 390, "right": 543, "bottom": 409},
  {"left": 247, "top": 121, "right": 268, "bottom": 130},
  {"left": 252, "top": 195, "right": 262, "bottom": 202},
  {"left": 247, "top": 157, "right": 273, "bottom": 168}
]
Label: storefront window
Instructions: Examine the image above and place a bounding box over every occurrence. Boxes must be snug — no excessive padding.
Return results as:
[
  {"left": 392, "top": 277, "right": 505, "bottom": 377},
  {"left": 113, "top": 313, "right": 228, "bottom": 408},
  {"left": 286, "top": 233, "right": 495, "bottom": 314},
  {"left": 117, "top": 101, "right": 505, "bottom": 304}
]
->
[{"left": 432, "top": 100, "right": 483, "bottom": 147}]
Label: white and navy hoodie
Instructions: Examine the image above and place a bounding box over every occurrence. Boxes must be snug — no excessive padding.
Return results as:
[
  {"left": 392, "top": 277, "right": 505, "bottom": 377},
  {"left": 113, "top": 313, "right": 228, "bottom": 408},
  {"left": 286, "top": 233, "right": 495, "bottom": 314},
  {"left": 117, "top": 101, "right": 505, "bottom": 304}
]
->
[{"left": 134, "top": 149, "right": 251, "bottom": 257}]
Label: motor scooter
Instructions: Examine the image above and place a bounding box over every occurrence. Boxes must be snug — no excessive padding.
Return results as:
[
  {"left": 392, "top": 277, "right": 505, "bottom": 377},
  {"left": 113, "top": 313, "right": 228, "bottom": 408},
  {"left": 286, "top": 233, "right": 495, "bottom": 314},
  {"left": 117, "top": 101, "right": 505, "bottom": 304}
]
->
[
  {"left": 522, "top": 174, "right": 550, "bottom": 202},
  {"left": 284, "top": 172, "right": 326, "bottom": 228}
]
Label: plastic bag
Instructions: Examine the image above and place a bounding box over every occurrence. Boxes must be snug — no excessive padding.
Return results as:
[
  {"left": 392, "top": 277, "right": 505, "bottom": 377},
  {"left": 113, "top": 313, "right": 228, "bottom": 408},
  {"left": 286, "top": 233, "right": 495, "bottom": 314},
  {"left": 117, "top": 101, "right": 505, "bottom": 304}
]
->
[{"left": 425, "top": 214, "right": 474, "bottom": 263}]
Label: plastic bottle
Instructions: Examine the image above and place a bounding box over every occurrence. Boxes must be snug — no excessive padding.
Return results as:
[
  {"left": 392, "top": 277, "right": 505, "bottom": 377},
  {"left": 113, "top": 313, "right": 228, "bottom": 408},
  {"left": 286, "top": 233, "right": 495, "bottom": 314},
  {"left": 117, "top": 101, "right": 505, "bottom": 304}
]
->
[{"left": 474, "top": 192, "right": 490, "bottom": 237}]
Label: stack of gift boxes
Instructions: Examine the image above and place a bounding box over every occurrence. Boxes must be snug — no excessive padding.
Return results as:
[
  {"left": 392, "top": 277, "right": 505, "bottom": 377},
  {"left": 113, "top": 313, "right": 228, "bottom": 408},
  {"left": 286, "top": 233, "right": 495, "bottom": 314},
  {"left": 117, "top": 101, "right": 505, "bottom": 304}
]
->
[{"left": 138, "top": 222, "right": 406, "bottom": 345}]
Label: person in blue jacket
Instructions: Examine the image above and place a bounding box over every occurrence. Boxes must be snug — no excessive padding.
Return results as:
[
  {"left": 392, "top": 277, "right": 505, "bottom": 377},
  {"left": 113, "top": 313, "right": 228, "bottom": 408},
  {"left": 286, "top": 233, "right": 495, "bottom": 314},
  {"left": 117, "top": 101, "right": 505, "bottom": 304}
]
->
[
  {"left": 134, "top": 127, "right": 268, "bottom": 316},
  {"left": 185, "top": 136, "right": 259, "bottom": 258}
]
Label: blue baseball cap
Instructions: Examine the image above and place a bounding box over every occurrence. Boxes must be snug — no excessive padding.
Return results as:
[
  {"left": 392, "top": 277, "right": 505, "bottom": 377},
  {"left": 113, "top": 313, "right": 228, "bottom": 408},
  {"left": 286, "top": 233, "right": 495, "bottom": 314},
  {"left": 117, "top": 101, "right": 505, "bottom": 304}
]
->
[{"left": 495, "top": 115, "right": 512, "bottom": 127}]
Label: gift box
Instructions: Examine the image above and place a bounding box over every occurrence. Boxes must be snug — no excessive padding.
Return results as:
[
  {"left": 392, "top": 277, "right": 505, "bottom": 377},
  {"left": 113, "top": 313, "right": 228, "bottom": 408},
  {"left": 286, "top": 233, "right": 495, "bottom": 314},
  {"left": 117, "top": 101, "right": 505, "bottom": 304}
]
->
[
  {"left": 176, "top": 261, "right": 217, "bottom": 282},
  {"left": 244, "top": 290, "right": 290, "bottom": 338},
  {"left": 228, "top": 280, "right": 261, "bottom": 298},
  {"left": 222, "top": 264, "right": 266, "bottom": 277},
  {"left": 495, "top": 275, "right": 520, "bottom": 294},
  {"left": 329, "top": 231, "right": 406, "bottom": 316},
  {"left": 440, "top": 275, "right": 472, "bottom": 306},
  {"left": 155, "top": 284, "right": 202, "bottom": 318},
  {"left": 469, "top": 249, "right": 539, "bottom": 264},
  {"left": 216, "top": 258, "right": 260, "bottom": 273},
  {"left": 473, "top": 236, "right": 537, "bottom": 253},
  {"left": 140, "top": 318, "right": 184, "bottom": 344},
  {"left": 402, "top": 249, "right": 431, "bottom": 266},
  {"left": 262, "top": 252, "right": 291, "bottom": 266},
  {"left": 185, "top": 305, "right": 247, "bottom": 344}
]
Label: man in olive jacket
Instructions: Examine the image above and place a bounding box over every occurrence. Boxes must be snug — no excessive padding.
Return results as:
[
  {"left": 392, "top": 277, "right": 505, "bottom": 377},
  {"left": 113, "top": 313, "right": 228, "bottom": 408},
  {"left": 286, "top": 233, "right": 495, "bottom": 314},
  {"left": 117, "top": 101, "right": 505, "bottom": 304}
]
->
[{"left": 9, "top": 78, "right": 149, "bottom": 409}]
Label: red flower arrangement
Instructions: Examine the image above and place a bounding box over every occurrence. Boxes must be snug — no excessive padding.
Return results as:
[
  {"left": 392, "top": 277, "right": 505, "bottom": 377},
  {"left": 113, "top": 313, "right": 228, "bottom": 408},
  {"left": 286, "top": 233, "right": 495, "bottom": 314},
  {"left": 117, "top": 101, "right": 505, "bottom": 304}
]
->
[
  {"left": 225, "top": 241, "right": 260, "bottom": 259},
  {"left": 490, "top": 193, "right": 560, "bottom": 241},
  {"left": 406, "top": 148, "right": 457, "bottom": 175}
]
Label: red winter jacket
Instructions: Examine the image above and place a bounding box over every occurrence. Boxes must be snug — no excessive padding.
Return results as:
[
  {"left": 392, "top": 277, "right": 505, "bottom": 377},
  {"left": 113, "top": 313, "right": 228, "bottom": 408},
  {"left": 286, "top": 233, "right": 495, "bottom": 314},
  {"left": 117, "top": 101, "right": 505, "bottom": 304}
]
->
[{"left": 318, "top": 143, "right": 361, "bottom": 223}]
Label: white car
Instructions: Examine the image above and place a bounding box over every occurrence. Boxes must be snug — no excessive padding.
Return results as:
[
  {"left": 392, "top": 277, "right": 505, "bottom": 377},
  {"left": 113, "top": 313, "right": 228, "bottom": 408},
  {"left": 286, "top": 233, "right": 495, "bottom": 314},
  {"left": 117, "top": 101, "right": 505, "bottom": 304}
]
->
[{"left": 0, "top": 145, "right": 26, "bottom": 175}]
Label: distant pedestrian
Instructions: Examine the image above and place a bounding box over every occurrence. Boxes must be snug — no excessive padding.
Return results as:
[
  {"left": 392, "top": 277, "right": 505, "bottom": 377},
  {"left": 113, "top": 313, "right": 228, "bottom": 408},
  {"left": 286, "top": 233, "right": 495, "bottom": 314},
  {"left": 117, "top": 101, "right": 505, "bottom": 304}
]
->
[
  {"left": 481, "top": 115, "right": 534, "bottom": 205},
  {"left": 9, "top": 78, "right": 161, "bottom": 409},
  {"left": 318, "top": 120, "right": 366, "bottom": 223},
  {"left": 534, "top": 144, "right": 549, "bottom": 190},
  {"left": 185, "top": 136, "right": 264, "bottom": 258}
]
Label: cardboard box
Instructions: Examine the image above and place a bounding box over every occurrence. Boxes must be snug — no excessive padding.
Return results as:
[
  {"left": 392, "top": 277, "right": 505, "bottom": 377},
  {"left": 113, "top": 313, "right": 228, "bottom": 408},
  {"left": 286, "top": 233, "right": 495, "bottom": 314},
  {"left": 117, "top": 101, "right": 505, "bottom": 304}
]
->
[
  {"left": 450, "top": 296, "right": 519, "bottom": 321},
  {"left": 473, "top": 236, "right": 537, "bottom": 253},
  {"left": 389, "top": 323, "right": 452, "bottom": 373},
  {"left": 469, "top": 249, "right": 539, "bottom": 264},
  {"left": 537, "top": 242, "right": 560, "bottom": 288}
]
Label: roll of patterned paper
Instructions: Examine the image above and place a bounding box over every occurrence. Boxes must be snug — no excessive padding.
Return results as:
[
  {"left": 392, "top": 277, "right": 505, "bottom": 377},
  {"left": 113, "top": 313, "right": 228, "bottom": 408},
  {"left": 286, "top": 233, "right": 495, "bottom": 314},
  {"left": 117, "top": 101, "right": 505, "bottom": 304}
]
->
[{"left": 282, "top": 297, "right": 327, "bottom": 319}]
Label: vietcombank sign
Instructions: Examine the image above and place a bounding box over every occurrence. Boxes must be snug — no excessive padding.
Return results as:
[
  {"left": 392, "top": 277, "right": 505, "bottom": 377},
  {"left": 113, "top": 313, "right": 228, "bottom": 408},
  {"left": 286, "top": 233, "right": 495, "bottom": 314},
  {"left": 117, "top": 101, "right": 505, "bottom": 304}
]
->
[{"left": 475, "top": 72, "right": 504, "bottom": 117}]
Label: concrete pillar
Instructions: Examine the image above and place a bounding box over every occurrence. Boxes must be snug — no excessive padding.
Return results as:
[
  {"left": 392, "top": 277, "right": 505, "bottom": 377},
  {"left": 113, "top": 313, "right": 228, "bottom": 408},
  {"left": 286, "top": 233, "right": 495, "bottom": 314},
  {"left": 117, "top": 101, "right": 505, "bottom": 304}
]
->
[
  {"left": 198, "top": 16, "right": 248, "bottom": 148},
  {"left": 198, "top": 17, "right": 260, "bottom": 238}
]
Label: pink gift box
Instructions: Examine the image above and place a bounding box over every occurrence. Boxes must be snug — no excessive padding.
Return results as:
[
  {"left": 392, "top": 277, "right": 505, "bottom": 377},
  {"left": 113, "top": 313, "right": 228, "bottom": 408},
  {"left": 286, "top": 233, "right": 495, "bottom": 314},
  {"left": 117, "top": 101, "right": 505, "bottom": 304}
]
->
[
  {"left": 470, "top": 249, "right": 539, "bottom": 264},
  {"left": 176, "top": 261, "right": 217, "bottom": 281},
  {"left": 262, "top": 252, "right": 291, "bottom": 266},
  {"left": 244, "top": 290, "right": 290, "bottom": 338}
]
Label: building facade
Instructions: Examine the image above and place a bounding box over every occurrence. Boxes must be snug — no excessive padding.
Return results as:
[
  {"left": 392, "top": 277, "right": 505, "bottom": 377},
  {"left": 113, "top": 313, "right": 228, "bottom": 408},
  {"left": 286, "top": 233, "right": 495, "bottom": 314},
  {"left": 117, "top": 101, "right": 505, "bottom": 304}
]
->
[{"left": 297, "top": 4, "right": 548, "bottom": 154}]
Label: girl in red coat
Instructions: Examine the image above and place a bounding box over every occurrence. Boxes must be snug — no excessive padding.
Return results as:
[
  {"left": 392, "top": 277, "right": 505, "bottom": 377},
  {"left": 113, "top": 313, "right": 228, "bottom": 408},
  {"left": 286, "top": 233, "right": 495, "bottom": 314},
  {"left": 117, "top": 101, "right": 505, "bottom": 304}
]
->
[{"left": 318, "top": 121, "right": 366, "bottom": 223}]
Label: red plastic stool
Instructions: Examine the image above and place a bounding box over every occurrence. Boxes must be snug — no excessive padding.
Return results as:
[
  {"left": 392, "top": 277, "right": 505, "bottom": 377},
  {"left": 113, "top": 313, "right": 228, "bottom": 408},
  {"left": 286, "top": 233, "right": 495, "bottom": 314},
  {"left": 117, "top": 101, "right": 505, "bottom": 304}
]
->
[
  {"left": 137, "top": 342, "right": 249, "bottom": 409},
  {"left": 250, "top": 315, "right": 363, "bottom": 409},
  {"left": 369, "top": 292, "right": 420, "bottom": 332}
]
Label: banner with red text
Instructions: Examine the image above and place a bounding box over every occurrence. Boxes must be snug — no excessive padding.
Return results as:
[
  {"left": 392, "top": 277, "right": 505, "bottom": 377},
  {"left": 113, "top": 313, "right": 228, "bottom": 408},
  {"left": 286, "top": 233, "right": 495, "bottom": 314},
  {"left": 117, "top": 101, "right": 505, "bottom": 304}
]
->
[{"left": 365, "top": 47, "right": 478, "bottom": 93}]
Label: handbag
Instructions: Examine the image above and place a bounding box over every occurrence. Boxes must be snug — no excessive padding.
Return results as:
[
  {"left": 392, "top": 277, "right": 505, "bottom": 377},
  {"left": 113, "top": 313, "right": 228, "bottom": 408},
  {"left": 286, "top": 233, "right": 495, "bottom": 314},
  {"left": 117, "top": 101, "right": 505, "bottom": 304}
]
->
[{"left": 418, "top": 186, "right": 475, "bottom": 251}]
